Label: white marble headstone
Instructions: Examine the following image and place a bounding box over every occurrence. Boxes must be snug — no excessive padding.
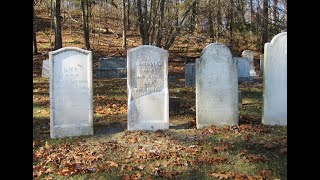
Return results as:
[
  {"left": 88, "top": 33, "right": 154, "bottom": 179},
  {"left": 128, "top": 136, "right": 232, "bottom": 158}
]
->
[
  {"left": 262, "top": 32, "right": 287, "bottom": 126},
  {"left": 41, "top": 59, "right": 49, "bottom": 78},
  {"left": 127, "top": 45, "right": 169, "bottom": 131},
  {"left": 242, "top": 50, "right": 257, "bottom": 76},
  {"left": 50, "top": 47, "right": 93, "bottom": 138},
  {"left": 196, "top": 43, "right": 238, "bottom": 128}
]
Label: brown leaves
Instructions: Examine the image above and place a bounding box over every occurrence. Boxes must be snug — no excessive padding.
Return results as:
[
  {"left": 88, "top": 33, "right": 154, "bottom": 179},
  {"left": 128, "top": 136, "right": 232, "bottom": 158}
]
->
[
  {"left": 242, "top": 154, "right": 266, "bottom": 163},
  {"left": 107, "top": 160, "right": 118, "bottom": 167},
  {"left": 196, "top": 156, "right": 228, "bottom": 165},
  {"left": 128, "top": 136, "right": 139, "bottom": 145},
  {"left": 280, "top": 147, "right": 287, "bottom": 154},
  {"left": 208, "top": 172, "right": 234, "bottom": 179},
  {"left": 260, "top": 169, "right": 272, "bottom": 179}
]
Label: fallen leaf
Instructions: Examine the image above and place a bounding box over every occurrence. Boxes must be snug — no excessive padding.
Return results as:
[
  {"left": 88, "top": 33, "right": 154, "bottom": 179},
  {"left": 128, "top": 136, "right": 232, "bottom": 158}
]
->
[
  {"left": 263, "top": 143, "right": 276, "bottom": 149},
  {"left": 107, "top": 161, "right": 118, "bottom": 167},
  {"left": 280, "top": 147, "right": 287, "bottom": 154},
  {"left": 260, "top": 169, "right": 272, "bottom": 178},
  {"left": 45, "top": 141, "right": 50, "bottom": 149},
  {"left": 209, "top": 172, "right": 234, "bottom": 179}
]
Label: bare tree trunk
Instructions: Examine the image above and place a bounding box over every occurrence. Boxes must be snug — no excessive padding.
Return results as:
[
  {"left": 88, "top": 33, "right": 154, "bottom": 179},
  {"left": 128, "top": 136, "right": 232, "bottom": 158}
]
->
[
  {"left": 229, "top": 0, "right": 234, "bottom": 52},
  {"left": 122, "top": 0, "right": 127, "bottom": 48},
  {"left": 127, "top": 0, "right": 131, "bottom": 30},
  {"left": 143, "top": 0, "right": 149, "bottom": 44},
  {"left": 164, "top": 0, "right": 196, "bottom": 50},
  {"left": 33, "top": 0, "right": 38, "bottom": 54},
  {"left": 150, "top": 0, "right": 159, "bottom": 45},
  {"left": 54, "top": 0, "right": 63, "bottom": 50},
  {"left": 156, "top": 0, "right": 165, "bottom": 47},
  {"left": 137, "top": 0, "right": 144, "bottom": 44},
  {"left": 190, "top": 0, "right": 196, "bottom": 32},
  {"left": 81, "top": 0, "right": 90, "bottom": 50},
  {"left": 216, "top": 0, "right": 222, "bottom": 41},
  {"left": 273, "top": 0, "right": 278, "bottom": 32},
  {"left": 250, "top": 0, "right": 254, "bottom": 24},
  {"left": 283, "top": 0, "right": 287, "bottom": 23},
  {"left": 207, "top": 0, "right": 214, "bottom": 42},
  {"left": 261, "top": 0, "right": 268, "bottom": 53}
]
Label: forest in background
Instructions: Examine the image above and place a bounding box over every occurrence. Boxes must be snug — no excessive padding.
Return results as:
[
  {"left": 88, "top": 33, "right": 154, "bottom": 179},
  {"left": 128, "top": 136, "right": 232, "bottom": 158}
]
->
[{"left": 33, "top": 0, "right": 287, "bottom": 60}]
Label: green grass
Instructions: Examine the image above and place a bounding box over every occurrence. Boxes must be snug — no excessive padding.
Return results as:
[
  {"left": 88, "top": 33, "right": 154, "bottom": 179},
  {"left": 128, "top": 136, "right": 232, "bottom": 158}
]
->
[{"left": 33, "top": 77, "right": 287, "bottom": 179}]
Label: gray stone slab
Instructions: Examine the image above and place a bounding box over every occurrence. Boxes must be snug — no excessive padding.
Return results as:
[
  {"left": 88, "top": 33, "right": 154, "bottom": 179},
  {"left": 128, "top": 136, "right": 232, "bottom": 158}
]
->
[
  {"left": 185, "top": 63, "right": 195, "bottom": 87},
  {"left": 127, "top": 45, "right": 169, "bottom": 131},
  {"left": 96, "top": 57, "right": 127, "bottom": 78},
  {"left": 50, "top": 47, "right": 93, "bottom": 138},
  {"left": 196, "top": 43, "right": 238, "bottom": 128}
]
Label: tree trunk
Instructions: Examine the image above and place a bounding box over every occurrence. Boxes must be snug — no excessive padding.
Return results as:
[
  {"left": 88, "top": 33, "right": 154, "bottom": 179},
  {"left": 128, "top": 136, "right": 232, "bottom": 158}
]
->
[
  {"left": 137, "top": 0, "right": 145, "bottom": 44},
  {"left": 81, "top": 0, "right": 90, "bottom": 50},
  {"left": 216, "top": 0, "right": 222, "bottom": 41},
  {"left": 156, "top": 0, "right": 165, "bottom": 47},
  {"left": 190, "top": 0, "right": 196, "bottom": 32},
  {"left": 33, "top": 0, "right": 38, "bottom": 54},
  {"left": 229, "top": 0, "right": 234, "bottom": 52},
  {"left": 54, "top": 0, "right": 62, "bottom": 50},
  {"left": 122, "top": 0, "right": 127, "bottom": 48},
  {"left": 261, "top": 0, "right": 268, "bottom": 53},
  {"left": 207, "top": 0, "right": 214, "bottom": 42},
  {"left": 143, "top": 0, "right": 149, "bottom": 44},
  {"left": 127, "top": 0, "right": 131, "bottom": 30},
  {"left": 164, "top": 0, "right": 196, "bottom": 50},
  {"left": 273, "top": 0, "right": 278, "bottom": 32}
]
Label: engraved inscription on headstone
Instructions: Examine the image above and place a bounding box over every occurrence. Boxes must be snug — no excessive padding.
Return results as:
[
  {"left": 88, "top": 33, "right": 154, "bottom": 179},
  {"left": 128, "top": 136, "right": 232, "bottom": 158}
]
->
[
  {"left": 196, "top": 43, "right": 238, "bottom": 128},
  {"left": 262, "top": 32, "right": 287, "bottom": 126},
  {"left": 127, "top": 45, "right": 169, "bottom": 131},
  {"left": 50, "top": 47, "right": 93, "bottom": 138}
]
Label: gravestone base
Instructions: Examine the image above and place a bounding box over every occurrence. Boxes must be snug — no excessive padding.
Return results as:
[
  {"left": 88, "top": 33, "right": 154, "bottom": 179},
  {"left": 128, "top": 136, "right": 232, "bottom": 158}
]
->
[
  {"left": 128, "top": 122, "right": 169, "bottom": 131},
  {"left": 51, "top": 125, "right": 93, "bottom": 138}
]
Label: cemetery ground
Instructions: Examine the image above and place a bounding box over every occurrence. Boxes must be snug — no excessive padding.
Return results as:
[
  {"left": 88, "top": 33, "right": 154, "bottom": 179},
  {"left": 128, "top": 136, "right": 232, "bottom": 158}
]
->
[{"left": 33, "top": 60, "right": 287, "bottom": 179}]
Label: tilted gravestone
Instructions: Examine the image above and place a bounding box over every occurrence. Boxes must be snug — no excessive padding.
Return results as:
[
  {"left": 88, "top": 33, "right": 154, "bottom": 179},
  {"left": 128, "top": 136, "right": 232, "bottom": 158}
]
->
[
  {"left": 259, "top": 54, "right": 264, "bottom": 76},
  {"left": 234, "top": 57, "right": 253, "bottom": 83},
  {"left": 50, "top": 47, "right": 93, "bottom": 138},
  {"left": 41, "top": 59, "right": 49, "bottom": 78},
  {"left": 262, "top": 32, "right": 287, "bottom": 126},
  {"left": 127, "top": 45, "right": 169, "bottom": 131},
  {"left": 96, "top": 57, "right": 127, "bottom": 78},
  {"left": 196, "top": 43, "right": 238, "bottom": 128},
  {"left": 185, "top": 62, "right": 195, "bottom": 87},
  {"left": 242, "top": 50, "right": 257, "bottom": 76}
]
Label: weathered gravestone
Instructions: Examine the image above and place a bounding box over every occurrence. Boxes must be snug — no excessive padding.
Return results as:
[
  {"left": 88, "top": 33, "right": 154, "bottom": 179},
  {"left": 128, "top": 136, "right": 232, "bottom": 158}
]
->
[
  {"left": 259, "top": 54, "right": 264, "bottom": 76},
  {"left": 96, "top": 57, "right": 127, "bottom": 78},
  {"left": 185, "top": 62, "right": 195, "bottom": 87},
  {"left": 42, "top": 59, "right": 50, "bottom": 78},
  {"left": 50, "top": 47, "right": 93, "bottom": 138},
  {"left": 262, "top": 32, "right": 287, "bottom": 126},
  {"left": 196, "top": 43, "right": 238, "bottom": 128},
  {"left": 242, "top": 50, "right": 257, "bottom": 76},
  {"left": 234, "top": 57, "right": 253, "bottom": 83},
  {"left": 127, "top": 45, "right": 169, "bottom": 131}
]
